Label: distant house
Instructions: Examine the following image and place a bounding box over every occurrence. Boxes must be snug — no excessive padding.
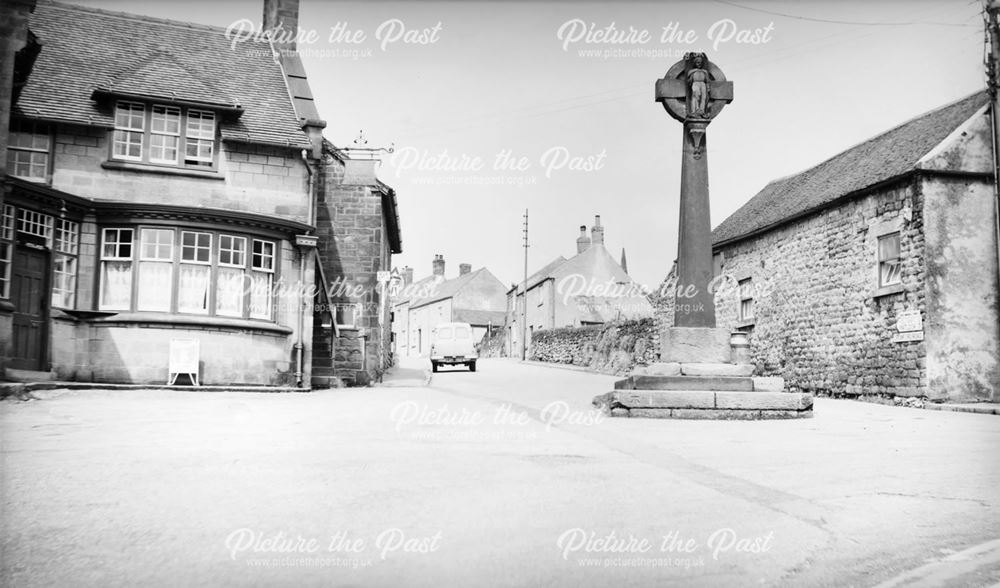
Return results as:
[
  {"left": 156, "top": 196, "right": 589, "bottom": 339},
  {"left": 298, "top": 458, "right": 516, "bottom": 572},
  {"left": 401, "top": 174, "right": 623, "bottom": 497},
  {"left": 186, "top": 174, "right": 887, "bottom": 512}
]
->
[
  {"left": 390, "top": 256, "right": 506, "bottom": 358},
  {"left": 507, "top": 215, "right": 653, "bottom": 356},
  {"left": 706, "top": 92, "right": 998, "bottom": 402},
  {"left": 0, "top": 0, "right": 400, "bottom": 388}
]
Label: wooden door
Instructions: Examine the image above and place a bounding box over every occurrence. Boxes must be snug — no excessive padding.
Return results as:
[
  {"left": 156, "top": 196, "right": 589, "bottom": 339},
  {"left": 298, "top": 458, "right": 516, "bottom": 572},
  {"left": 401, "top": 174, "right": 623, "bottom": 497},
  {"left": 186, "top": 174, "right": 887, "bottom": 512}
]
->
[{"left": 10, "top": 245, "right": 49, "bottom": 371}]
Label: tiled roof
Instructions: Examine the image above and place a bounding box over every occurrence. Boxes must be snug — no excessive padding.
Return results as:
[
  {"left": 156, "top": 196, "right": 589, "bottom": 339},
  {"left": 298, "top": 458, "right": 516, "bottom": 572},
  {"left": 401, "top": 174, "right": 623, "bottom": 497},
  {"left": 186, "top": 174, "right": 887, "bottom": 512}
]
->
[
  {"left": 15, "top": 0, "right": 310, "bottom": 148},
  {"left": 410, "top": 268, "right": 488, "bottom": 310},
  {"left": 712, "top": 91, "right": 990, "bottom": 246},
  {"left": 452, "top": 308, "right": 506, "bottom": 327},
  {"left": 94, "top": 50, "right": 236, "bottom": 108},
  {"left": 507, "top": 255, "right": 568, "bottom": 295}
]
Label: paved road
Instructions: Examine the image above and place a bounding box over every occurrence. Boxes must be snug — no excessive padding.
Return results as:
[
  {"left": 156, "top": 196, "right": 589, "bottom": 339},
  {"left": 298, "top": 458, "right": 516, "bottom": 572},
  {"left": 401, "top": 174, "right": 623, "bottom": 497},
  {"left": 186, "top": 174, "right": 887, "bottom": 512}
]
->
[{"left": 1, "top": 358, "right": 998, "bottom": 587}]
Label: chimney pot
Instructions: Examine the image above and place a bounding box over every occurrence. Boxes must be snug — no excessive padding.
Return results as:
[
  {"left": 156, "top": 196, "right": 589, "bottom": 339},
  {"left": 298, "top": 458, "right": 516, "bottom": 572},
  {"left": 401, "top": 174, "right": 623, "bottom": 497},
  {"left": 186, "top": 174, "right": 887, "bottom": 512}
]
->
[
  {"left": 576, "top": 224, "right": 592, "bottom": 254},
  {"left": 432, "top": 255, "right": 445, "bottom": 276},
  {"left": 591, "top": 214, "right": 605, "bottom": 247}
]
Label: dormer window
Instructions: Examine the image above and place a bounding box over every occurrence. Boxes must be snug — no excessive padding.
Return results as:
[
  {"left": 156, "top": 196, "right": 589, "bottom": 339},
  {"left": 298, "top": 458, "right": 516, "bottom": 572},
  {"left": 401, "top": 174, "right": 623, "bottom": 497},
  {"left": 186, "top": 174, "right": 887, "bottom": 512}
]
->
[{"left": 111, "top": 101, "right": 217, "bottom": 169}]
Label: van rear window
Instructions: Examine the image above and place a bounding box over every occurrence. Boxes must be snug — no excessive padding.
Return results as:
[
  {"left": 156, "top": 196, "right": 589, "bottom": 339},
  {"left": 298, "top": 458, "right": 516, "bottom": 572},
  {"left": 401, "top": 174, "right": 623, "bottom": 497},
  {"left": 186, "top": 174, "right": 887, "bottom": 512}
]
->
[{"left": 438, "top": 327, "right": 453, "bottom": 338}]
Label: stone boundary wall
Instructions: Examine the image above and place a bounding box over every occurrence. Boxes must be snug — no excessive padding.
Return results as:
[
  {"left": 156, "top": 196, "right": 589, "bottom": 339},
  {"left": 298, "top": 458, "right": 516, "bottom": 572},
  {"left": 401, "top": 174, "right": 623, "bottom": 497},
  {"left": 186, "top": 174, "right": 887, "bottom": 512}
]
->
[{"left": 529, "top": 318, "right": 657, "bottom": 376}]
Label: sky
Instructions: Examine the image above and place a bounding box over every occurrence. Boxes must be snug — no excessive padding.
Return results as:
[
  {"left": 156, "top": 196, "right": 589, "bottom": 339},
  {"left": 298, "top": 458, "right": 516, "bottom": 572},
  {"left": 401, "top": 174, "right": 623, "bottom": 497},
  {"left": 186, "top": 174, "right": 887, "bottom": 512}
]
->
[{"left": 75, "top": 0, "right": 986, "bottom": 290}]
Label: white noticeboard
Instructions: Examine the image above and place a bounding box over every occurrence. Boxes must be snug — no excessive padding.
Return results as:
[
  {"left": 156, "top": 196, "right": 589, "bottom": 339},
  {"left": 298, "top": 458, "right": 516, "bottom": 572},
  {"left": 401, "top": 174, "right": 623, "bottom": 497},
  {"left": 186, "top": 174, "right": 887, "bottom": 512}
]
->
[
  {"left": 896, "top": 310, "right": 923, "bottom": 333},
  {"left": 168, "top": 338, "right": 200, "bottom": 386}
]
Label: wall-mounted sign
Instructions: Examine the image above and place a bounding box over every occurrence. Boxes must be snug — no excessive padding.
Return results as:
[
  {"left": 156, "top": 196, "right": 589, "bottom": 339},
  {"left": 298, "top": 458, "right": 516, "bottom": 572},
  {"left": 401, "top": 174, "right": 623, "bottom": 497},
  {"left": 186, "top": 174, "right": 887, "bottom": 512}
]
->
[
  {"left": 892, "top": 331, "right": 924, "bottom": 343},
  {"left": 896, "top": 310, "right": 923, "bottom": 333}
]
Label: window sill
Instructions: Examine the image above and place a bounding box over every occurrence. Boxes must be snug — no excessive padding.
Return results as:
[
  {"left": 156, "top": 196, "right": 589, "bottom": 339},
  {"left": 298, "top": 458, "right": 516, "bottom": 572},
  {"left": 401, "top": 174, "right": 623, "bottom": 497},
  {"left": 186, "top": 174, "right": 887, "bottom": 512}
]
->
[
  {"left": 102, "top": 160, "right": 224, "bottom": 180},
  {"left": 735, "top": 318, "right": 755, "bottom": 329},
  {"left": 0, "top": 299, "right": 15, "bottom": 313},
  {"left": 873, "top": 284, "right": 905, "bottom": 299},
  {"left": 87, "top": 312, "right": 293, "bottom": 335}
]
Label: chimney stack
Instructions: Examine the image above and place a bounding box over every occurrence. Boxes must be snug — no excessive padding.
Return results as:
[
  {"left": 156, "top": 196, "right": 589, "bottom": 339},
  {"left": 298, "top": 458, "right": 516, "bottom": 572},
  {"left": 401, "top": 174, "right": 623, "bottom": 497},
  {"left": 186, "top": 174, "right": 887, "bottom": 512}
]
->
[
  {"left": 459, "top": 263, "right": 472, "bottom": 276},
  {"left": 432, "top": 254, "right": 445, "bottom": 276},
  {"left": 591, "top": 214, "right": 605, "bottom": 247},
  {"left": 576, "top": 225, "right": 591, "bottom": 254},
  {"left": 403, "top": 266, "right": 414, "bottom": 285},
  {"left": 262, "top": 0, "right": 300, "bottom": 53}
]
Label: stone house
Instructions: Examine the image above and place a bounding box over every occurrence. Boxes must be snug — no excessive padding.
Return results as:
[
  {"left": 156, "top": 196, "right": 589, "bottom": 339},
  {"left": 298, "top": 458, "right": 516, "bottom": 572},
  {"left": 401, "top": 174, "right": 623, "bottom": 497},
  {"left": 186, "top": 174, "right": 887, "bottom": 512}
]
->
[
  {"left": 507, "top": 215, "right": 653, "bottom": 356},
  {"left": 708, "top": 92, "right": 998, "bottom": 402},
  {"left": 0, "top": 0, "right": 401, "bottom": 388},
  {"left": 390, "top": 256, "right": 506, "bottom": 358},
  {"left": 312, "top": 156, "right": 401, "bottom": 387}
]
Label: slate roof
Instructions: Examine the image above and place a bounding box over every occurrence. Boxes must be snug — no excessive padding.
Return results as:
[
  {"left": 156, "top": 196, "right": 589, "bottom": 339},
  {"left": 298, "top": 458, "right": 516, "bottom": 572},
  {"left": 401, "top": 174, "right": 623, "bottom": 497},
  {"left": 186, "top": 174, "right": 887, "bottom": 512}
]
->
[
  {"left": 452, "top": 308, "right": 506, "bottom": 327},
  {"left": 712, "top": 91, "right": 990, "bottom": 246},
  {"left": 15, "top": 0, "right": 311, "bottom": 148},
  {"left": 410, "top": 268, "right": 492, "bottom": 310},
  {"left": 507, "top": 255, "right": 568, "bottom": 295}
]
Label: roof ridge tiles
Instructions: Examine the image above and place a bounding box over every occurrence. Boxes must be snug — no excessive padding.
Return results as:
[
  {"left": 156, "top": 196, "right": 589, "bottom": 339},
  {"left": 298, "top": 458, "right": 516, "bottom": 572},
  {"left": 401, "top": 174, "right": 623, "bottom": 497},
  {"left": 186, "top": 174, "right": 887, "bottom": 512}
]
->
[{"left": 43, "top": 0, "right": 233, "bottom": 35}]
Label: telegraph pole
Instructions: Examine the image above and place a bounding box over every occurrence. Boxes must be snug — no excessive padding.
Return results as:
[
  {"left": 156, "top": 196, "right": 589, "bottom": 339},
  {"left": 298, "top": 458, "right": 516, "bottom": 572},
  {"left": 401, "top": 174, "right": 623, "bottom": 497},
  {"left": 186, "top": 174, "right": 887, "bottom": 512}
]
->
[
  {"left": 987, "top": 1, "right": 1000, "bottom": 334},
  {"left": 521, "top": 209, "right": 529, "bottom": 361}
]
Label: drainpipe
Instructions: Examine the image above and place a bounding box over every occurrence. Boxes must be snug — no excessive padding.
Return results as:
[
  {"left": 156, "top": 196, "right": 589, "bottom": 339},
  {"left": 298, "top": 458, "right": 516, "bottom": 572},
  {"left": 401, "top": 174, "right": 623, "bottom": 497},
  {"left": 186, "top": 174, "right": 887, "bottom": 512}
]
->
[
  {"left": 988, "top": 2, "right": 1000, "bottom": 379},
  {"left": 295, "top": 149, "right": 318, "bottom": 388}
]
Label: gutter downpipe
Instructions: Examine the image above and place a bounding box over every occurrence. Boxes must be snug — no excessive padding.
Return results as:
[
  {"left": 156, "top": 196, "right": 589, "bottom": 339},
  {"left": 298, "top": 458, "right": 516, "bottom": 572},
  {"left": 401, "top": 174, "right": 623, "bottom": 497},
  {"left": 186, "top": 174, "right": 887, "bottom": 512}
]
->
[{"left": 295, "top": 148, "right": 317, "bottom": 388}]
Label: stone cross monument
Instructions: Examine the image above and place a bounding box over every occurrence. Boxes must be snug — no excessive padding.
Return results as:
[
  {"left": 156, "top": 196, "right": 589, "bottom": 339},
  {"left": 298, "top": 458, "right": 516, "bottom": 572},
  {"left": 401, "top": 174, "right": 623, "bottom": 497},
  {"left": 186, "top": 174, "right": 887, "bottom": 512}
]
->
[
  {"left": 655, "top": 52, "right": 733, "bottom": 328},
  {"left": 592, "top": 58, "right": 811, "bottom": 419}
]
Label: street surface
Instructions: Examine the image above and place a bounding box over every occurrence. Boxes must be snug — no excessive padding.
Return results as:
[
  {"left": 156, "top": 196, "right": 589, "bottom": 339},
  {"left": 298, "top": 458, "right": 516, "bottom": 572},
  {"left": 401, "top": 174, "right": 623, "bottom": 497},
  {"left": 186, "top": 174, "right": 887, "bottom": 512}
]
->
[{"left": 2, "top": 358, "right": 998, "bottom": 587}]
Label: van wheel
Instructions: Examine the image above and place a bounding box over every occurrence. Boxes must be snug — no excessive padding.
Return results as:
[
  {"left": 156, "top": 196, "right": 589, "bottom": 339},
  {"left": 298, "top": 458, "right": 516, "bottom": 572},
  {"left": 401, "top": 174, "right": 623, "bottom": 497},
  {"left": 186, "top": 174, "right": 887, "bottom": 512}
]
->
[
  {"left": 469, "top": 361, "right": 477, "bottom": 372},
  {"left": 431, "top": 362, "right": 438, "bottom": 373}
]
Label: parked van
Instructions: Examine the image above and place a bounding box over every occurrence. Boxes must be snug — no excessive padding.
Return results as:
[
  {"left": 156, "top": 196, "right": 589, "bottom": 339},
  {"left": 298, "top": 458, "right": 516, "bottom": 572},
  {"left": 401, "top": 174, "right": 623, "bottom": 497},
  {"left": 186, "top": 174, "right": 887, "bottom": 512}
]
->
[{"left": 430, "top": 322, "right": 477, "bottom": 372}]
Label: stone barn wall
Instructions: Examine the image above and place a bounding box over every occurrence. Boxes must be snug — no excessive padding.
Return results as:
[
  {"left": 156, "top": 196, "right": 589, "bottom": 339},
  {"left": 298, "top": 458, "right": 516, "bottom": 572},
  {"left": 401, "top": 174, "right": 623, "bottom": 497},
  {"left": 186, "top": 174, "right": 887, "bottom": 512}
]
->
[{"left": 712, "top": 179, "right": 928, "bottom": 398}]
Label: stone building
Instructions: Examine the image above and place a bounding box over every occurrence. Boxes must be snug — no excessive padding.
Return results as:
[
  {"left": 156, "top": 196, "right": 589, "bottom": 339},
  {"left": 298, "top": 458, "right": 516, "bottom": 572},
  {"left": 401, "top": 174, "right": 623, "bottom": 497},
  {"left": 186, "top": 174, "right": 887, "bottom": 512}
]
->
[
  {"left": 507, "top": 215, "right": 653, "bottom": 356},
  {"left": 311, "top": 156, "right": 401, "bottom": 387},
  {"left": 1, "top": 0, "right": 401, "bottom": 388},
  {"left": 390, "top": 256, "right": 506, "bottom": 358},
  {"left": 707, "top": 92, "right": 998, "bottom": 402}
]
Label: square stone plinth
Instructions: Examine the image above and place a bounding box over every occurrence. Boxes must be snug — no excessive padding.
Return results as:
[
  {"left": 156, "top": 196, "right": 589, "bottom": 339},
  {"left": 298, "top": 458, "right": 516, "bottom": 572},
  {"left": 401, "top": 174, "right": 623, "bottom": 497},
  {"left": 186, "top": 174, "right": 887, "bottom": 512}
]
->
[
  {"left": 660, "top": 327, "right": 732, "bottom": 364},
  {"left": 593, "top": 389, "right": 813, "bottom": 419}
]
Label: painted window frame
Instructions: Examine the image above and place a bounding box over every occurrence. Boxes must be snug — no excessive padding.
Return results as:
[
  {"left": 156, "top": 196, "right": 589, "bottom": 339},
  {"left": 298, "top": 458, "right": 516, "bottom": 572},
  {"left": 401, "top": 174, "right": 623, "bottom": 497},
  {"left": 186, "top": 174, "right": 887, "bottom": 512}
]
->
[
  {"left": 7, "top": 118, "right": 52, "bottom": 182},
  {"left": 98, "top": 225, "right": 279, "bottom": 321},
  {"left": 52, "top": 218, "right": 80, "bottom": 309},
  {"left": 869, "top": 216, "right": 907, "bottom": 298},
  {"left": 111, "top": 101, "right": 219, "bottom": 170},
  {"left": 333, "top": 303, "right": 361, "bottom": 329},
  {"left": 738, "top": 277, "right": 755, "bottom": 323}
]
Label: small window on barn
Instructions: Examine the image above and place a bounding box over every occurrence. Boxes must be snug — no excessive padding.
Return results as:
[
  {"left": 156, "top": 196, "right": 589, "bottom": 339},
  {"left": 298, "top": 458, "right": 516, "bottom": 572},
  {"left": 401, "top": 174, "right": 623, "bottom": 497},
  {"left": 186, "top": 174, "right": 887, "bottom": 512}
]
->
[
  {"left": 738, "top": 278, "right": 754, "bottom": 322},
  {"left": 878, "top": 232, "right": 901, "bottom": 287}
]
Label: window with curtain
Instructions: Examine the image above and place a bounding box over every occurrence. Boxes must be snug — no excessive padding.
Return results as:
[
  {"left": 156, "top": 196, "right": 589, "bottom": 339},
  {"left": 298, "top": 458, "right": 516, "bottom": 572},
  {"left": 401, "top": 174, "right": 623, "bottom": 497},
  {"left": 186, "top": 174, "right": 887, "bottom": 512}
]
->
[
  {"left": 100, "top": 228, "right": 134, "bottom": 310},
  {"left": 216, "top": 234, "right": 247, "bottom": 317},
  {"left": 137, "top": 228, "right": 174, "bottom": 311},
  {"left": 178, "top": 231, "right": 211, "bottom": 314},
  {"left": 99, "top": 227, "right": 277, "bottom": 320}
]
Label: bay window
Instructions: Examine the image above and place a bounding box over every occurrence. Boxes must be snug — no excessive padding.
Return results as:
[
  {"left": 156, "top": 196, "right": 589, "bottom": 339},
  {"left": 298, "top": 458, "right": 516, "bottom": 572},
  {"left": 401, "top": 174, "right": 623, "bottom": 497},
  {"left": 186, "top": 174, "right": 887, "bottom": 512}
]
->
[
  {"left": 52, "top": 219, "right": 79, "bottom": 308},
  {"left": 0, "top": 205, "right": 12, "bottom": 299},
  {"left": 137, "top": 228, "right": 174, "bottom": 311},
  {"left": 216, "top": 235, "right": 246, "bottom": 317},
  {"left": 99, "top": 227, "right": 278, "bottom": 320},
  {"left": 178, "top": 231, "right": 211, "bottom": 314},
  {"left": 100, "top": 228, "right": 134, "bottom": 310}
]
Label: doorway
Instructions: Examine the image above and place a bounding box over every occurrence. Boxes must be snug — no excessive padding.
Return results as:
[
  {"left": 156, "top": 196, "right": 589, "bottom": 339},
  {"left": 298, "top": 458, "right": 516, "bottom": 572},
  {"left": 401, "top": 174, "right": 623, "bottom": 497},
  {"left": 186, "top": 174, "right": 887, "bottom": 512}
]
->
[{"left": 10, "top": 245, "right": 49, "bottom": 371}]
